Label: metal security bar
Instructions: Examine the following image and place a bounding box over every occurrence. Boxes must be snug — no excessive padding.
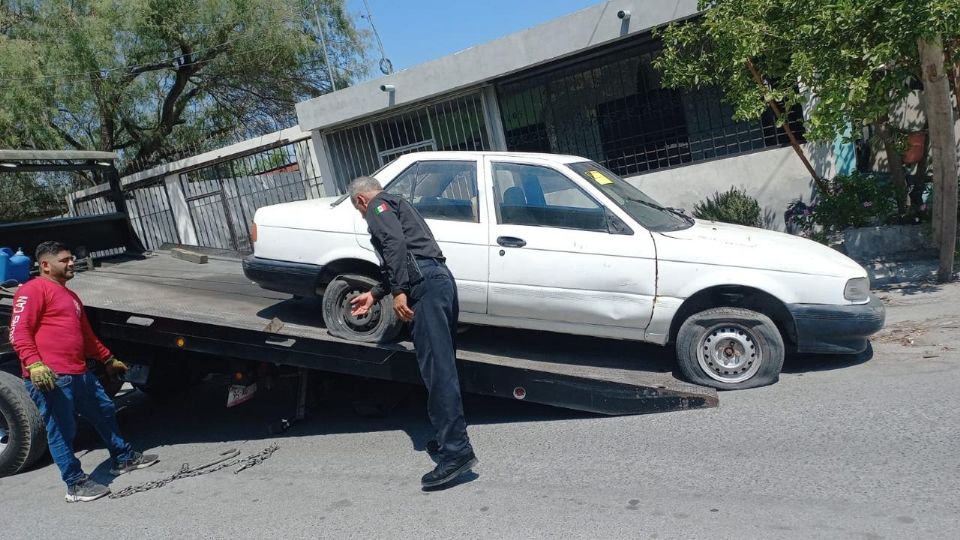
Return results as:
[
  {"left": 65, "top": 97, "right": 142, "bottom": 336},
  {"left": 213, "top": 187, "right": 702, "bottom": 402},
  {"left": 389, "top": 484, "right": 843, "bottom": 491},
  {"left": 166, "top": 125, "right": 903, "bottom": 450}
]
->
[
  {"left": 124, "top": 180, "right": 180, "bottom": 251},
  {"left": 178, "top": 139, "right": 321, "bottom": 252},
  {"left": 325, "top": 92, "right": 491, "bottom": 192},
  {"left": 497, "top": 38, "right": 804, "bottom": 177},
  {"left": 71, "top": 190, "right": 116, "bottom": 216}
]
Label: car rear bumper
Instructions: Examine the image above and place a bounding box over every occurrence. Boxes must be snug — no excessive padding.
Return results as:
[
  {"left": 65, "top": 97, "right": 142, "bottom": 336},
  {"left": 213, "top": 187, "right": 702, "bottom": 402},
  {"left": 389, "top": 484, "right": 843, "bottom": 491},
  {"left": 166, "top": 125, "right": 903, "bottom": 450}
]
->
[
  {"left": 242, "top": 255, "right": 322, "bottom": 298},
  {"left": 788, "top": 295, "right": 886, "bottom": 354}
]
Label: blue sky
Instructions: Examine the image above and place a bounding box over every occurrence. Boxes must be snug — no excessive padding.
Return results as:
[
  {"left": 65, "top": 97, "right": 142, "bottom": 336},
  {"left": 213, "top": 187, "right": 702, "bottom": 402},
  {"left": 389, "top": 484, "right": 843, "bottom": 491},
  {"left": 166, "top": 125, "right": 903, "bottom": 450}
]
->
[{"left": 346, "top": 0, "right": 600, "bottom": 78}]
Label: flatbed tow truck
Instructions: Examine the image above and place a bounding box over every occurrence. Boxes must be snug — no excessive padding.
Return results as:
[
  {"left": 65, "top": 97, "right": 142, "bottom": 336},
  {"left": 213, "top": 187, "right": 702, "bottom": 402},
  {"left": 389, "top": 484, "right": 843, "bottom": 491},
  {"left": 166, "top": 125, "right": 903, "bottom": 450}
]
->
[{"left": 0, "top": 152, "right": 716, "bottom": 477}]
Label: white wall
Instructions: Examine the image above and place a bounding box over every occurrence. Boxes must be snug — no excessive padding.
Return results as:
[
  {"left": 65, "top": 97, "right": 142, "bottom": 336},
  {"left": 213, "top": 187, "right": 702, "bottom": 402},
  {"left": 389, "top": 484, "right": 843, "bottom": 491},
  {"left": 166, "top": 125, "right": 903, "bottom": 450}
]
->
[{"left": 626, "top": 143, "right": 834, "bottom": 230}]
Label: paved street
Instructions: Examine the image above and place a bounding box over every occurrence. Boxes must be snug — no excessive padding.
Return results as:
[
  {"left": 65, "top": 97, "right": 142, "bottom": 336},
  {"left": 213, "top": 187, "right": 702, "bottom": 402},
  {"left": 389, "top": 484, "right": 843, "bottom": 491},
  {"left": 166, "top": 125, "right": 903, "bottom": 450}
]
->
[{"left": 1, "top": 283, "right": 958, "bottom": 539}]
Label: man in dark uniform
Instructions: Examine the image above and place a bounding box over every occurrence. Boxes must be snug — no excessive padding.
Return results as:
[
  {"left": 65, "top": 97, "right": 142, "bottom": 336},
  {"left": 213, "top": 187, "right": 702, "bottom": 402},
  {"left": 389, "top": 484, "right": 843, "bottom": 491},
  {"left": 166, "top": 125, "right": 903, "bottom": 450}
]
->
[{"left": 346, "top": 175, "right": 478, "bottom": 489}]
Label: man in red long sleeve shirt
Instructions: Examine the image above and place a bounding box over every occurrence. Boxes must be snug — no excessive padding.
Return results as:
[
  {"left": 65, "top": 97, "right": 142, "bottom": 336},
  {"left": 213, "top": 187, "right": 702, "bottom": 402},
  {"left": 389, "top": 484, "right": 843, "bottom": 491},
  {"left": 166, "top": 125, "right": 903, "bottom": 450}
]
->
[{"left": 10, "top": 241, "right": 158, "bottom": 502}]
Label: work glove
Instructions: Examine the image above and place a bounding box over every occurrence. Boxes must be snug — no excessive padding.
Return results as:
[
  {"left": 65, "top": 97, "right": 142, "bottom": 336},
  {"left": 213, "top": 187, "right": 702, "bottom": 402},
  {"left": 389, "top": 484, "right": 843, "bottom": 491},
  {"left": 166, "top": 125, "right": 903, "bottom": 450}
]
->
[
  {"left": 103, "top": 357, "right": 129, "bottom": 378},
  {"left": 25, "top": 361, "right": 57, "bottom": 392}
]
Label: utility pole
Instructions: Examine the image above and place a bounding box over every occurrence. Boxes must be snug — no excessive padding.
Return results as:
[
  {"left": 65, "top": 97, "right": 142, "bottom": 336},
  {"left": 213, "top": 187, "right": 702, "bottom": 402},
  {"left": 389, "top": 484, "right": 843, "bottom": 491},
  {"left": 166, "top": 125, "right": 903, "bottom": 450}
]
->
[{"left": 314, "top": 3, "right": 337, "bottom": 92}]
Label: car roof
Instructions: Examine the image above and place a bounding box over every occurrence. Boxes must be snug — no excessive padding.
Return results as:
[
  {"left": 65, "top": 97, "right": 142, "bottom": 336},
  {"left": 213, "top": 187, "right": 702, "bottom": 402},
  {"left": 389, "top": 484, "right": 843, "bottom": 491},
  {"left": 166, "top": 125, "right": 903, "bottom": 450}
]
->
[{"left": 391, "top": 151, "right": 589, "bottom": 165}]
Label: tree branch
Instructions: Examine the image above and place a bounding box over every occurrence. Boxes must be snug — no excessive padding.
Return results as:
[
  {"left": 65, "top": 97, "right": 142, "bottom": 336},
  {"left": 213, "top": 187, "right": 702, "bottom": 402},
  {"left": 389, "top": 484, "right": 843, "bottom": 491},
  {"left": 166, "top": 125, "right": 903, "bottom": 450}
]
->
[
  {"left": 48, "top": 121, "right": 86, "bottom": 151},
  {"left": 746, "top": 58, "right": 828, "bottom": 193}
]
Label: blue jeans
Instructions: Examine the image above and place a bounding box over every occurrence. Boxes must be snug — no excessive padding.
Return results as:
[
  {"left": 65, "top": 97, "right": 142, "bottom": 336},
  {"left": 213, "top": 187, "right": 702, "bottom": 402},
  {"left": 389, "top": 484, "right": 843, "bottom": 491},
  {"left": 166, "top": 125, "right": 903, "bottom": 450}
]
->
[
  {"left": 25, "top": 371, "right": 134, "bottom": 486},
  {"left": 409, "top": 260, "right": 473, "bottom": 462}
]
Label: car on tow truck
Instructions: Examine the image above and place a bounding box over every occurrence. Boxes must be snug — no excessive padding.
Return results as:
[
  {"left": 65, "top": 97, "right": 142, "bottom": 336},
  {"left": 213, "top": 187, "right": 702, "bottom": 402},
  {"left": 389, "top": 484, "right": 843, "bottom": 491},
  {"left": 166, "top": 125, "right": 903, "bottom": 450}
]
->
[{"left": 243, "top": 151, "right": 885, "bottom": 390}]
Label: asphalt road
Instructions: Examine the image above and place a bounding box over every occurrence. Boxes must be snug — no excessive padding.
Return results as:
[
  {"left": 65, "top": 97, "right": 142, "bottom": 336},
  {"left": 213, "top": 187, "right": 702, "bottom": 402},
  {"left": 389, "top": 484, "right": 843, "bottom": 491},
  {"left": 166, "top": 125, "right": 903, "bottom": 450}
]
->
[{"left": 1, "top": 283, "right": 958, "bottom": 539}]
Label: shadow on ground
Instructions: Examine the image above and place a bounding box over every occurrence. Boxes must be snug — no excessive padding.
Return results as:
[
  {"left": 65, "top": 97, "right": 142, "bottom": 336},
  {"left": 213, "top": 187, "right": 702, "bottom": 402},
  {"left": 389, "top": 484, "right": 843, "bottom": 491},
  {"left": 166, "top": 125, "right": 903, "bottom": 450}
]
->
[
  {"left": 50, "top": 320, "right": 879, "bottom": 479},
  {"left": 782, "top": 343, "right": 875, "bottom": 374}
]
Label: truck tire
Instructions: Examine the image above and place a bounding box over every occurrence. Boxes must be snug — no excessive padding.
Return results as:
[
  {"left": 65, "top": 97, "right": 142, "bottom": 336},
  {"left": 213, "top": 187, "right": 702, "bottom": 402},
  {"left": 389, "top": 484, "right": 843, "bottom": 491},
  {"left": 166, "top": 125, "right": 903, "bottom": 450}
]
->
[
  {"left": 322, "top": 274, "right": 404, "bottom": 343},
  {"left": 676, "top": 307, "right": 784, "bottom": 390},
  {"left": 0, "top": 370, "right": 47, "bottom": 477}
]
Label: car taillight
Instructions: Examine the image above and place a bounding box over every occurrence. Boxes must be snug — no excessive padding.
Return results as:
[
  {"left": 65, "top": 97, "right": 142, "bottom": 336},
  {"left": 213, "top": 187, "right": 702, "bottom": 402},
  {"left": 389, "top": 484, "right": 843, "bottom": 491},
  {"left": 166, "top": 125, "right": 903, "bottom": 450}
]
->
[{"left": 251, "top": 222, "right": 257, "bottom": 243}]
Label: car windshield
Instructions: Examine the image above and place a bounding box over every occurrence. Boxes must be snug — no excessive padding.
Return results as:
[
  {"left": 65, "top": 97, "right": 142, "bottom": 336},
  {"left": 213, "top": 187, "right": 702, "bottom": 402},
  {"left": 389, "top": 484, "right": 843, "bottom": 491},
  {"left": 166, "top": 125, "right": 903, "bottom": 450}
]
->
[{"left": 567, "top": 161, "right": 693, "bottom": 232}]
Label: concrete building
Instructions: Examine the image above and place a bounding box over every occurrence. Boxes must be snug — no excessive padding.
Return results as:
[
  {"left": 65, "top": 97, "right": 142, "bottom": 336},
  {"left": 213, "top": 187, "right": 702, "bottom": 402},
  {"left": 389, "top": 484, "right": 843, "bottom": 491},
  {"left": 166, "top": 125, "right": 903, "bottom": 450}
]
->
[{"left": 296, "top": 0, "right": 841, "bottom": 229}]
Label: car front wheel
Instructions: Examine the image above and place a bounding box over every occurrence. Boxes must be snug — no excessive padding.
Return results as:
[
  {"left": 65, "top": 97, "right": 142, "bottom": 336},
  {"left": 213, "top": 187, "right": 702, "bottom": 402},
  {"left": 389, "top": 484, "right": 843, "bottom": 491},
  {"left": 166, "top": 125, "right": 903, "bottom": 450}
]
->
[
  {"left": 321, "top": 274, "right": 405, "bottom": 343},
  {"left": 676, "top": 307, "right": 785, "bottom": 390}
]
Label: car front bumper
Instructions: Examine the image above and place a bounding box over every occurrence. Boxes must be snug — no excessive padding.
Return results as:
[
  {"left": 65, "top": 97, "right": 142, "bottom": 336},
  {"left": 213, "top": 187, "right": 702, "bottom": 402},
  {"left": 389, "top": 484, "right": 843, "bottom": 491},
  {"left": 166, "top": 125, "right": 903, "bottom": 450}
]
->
[
  {"left": 787, "top": 294, "right": 886, "bottom": 354},
  {"left": 242, "top": 255, "right": 322, "bottom": 298}
]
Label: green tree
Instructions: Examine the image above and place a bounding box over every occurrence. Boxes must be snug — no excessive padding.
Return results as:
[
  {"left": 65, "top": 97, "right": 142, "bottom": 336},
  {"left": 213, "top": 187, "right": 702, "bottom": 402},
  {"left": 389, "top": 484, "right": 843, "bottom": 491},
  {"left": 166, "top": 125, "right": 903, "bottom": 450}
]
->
[
  {"left": 656, "top": 0, "right": 960, "bottom": 280},
  {"left": 0, "top": 0, "right": 366, "bottom": 176}
]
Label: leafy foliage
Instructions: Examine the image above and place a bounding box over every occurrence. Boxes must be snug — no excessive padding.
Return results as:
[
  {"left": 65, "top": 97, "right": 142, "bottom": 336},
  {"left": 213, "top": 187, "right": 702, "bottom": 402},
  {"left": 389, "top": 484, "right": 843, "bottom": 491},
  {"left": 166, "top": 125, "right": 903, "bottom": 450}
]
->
[
  {"left": 0, "top": 173, "right": 74, "bottom": 223},
  {"left": 655, "top": 1, "right": 960, "bottom": 143},
  {"left": 692, "top": 186, "right": 763, "bottom": 227},
  {"left": 785, "top": 173, "right": 903, "bottom": 242},
  {"left": 0, "top": 0, "right": 367, "bottom": 175}
]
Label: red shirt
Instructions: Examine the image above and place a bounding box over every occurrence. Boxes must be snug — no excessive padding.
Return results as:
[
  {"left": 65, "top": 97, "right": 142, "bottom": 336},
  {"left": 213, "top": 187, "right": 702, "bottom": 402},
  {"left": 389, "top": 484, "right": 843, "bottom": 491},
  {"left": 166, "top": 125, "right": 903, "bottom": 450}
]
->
[{"left": 9, "top": 277, "right": 112, "bottom": 378}]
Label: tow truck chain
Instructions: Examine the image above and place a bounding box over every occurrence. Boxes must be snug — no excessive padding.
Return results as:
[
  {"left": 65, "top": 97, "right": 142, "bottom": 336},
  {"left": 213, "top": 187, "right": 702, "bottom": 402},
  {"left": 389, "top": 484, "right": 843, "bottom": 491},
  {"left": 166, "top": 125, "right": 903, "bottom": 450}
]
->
[{"left": 109, "top": 443, "right": 279, "bottom": 499}]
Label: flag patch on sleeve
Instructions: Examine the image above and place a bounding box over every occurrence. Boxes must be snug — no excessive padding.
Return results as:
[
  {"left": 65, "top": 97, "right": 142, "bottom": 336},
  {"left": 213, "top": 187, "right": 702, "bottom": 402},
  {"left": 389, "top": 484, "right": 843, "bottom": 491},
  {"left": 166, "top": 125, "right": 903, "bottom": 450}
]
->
[{"left": 374, "top": 202, "right": 389, "bottom": 214}]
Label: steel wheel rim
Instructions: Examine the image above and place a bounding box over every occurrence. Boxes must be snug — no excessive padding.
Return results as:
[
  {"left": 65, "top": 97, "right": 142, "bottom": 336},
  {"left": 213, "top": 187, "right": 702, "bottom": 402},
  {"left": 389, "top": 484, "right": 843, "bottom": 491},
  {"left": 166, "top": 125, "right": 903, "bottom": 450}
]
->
[
  {"left": 697, "top": 323, "right": 763, "bottom": 384},
  {"left": 338, "top": 287, "right": 382, "bottom": 336},
  {"left": 0, "top": 409, "right": 9, "bottom": 455}
]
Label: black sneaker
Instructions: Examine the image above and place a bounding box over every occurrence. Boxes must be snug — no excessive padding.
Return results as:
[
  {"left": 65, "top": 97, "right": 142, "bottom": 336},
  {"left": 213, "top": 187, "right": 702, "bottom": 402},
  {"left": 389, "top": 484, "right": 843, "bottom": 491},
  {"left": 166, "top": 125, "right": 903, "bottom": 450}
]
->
[
  {"left": 425, "top": 440, "right": 440, "bottom": 455},
  {"left": 110, "top": 451, "right": 159, "bottom": 476},
  {"left": 421, "top": 451, "right": 478, "bottom": 488},
  {"left": 65, "top": 476, "right": 110, "bottom": 503}
]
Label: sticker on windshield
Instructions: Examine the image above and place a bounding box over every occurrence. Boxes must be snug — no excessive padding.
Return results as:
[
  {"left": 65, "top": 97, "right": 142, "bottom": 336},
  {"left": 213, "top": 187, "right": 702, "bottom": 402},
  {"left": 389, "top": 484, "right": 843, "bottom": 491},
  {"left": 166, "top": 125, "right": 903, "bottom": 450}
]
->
[{"left": 586, "top": 170, "right": 614, "bottom": 185}]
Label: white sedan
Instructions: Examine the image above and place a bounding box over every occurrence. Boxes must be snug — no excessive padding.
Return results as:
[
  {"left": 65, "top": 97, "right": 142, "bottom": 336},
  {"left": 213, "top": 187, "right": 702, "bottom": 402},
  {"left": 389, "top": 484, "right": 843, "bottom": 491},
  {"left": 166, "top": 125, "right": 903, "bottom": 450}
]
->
[{"left": 243, "top": 152, "right": 884, "bottom": 390}]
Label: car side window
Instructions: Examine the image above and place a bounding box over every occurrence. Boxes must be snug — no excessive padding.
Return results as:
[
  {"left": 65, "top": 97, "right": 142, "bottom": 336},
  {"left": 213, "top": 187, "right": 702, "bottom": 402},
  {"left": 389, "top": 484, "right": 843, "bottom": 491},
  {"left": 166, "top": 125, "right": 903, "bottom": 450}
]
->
[
  {"left": 384, "top": 160, "right": 479, "bottom": 223},
  {"left": 491, "top": 162, "right": 607, "bottom": 232}
]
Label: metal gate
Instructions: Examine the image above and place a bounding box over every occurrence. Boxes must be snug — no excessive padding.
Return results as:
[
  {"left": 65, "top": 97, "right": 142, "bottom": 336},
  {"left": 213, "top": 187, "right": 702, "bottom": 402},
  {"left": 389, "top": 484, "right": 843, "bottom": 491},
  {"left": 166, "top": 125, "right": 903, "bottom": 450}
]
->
[
  {"left": 124, "top": 179, "right": 180, "bottom": 251},
  {"left": 325, "top": 92, "right": 491, "bottom": 192},
  {"left": 176, "top": 139, "right": 320, "bottom": 253},
  {"left": 179, "top": 165, "right": 252, "bottom": 252}
]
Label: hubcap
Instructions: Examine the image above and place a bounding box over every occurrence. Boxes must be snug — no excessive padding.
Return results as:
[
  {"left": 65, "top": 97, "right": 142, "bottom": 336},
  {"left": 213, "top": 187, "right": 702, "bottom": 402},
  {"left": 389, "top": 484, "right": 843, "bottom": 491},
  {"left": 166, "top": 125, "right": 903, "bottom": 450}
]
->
[
  {"left": 697, "top": 323, "right": 763, "bottom": 384},
  {"left": 339, "top": 288, "right": 382, "bottom": 335}
]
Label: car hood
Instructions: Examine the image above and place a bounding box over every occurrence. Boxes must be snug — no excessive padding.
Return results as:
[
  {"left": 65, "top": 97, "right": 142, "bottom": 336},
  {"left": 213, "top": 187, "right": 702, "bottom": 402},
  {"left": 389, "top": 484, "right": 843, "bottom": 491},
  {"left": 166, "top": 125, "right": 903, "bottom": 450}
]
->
[
  {"left": 654, "top": 219, "right": 866, "bottom": 278},
  {"left": 254, "top": 196, "right": 355, "bottom": 232}
]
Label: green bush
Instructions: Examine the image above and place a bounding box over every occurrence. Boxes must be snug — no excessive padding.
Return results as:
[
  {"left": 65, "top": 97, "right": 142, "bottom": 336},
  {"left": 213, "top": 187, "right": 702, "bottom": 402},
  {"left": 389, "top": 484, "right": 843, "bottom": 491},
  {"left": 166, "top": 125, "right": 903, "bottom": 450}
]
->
[
  {"left": 693, "top": 186, "right": 763, "bottom": 227},
  {"left": 785, "top": 172, "right": 902, "bottom": 243}
]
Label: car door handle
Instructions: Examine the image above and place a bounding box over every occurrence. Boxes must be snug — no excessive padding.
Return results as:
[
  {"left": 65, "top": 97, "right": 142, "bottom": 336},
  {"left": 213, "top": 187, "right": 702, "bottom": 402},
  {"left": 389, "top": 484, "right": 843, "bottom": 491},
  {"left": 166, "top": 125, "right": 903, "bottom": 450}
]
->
[{"left": 497, "top": 236, "right": 526, "bottom": 248}]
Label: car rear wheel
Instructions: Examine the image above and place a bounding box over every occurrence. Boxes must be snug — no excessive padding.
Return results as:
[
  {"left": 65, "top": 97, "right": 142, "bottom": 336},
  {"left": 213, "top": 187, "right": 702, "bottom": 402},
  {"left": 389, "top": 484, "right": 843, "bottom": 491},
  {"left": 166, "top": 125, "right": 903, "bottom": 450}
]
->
[
  {"left": 0, "top": 370, "right": 47, "bottom": 477},
  {"left": 676, "top": 307, "right": 784, "bottom": 390},
  {"left": 321, "top": 274, "right": 405, "bottom": 343}
]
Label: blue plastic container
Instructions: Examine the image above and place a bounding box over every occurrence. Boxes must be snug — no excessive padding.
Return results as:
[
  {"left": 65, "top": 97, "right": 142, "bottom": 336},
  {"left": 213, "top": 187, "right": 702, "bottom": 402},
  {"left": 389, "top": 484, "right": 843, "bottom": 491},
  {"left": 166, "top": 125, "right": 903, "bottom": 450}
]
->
[
  {"left": 8, "top": 248, "right": 31, "bottom": 284},
  {"left": 0, "top": 247, "right": 12, "bottom": 282}
]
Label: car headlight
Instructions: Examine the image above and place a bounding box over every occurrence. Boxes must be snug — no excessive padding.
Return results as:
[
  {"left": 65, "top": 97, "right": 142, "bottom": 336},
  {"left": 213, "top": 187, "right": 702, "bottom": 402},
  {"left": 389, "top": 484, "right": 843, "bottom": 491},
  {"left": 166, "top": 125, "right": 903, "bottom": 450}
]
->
[{"left": 844, "top": 277, "right": 870, "bottom": 301}]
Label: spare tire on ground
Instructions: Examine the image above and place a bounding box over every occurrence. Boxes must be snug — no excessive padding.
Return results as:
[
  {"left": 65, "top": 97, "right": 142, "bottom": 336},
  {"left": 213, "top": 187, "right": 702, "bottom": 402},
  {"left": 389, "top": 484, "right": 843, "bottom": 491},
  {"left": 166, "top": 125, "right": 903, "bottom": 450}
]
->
[{"left": 0, "top": 370, "right": 47, "bottom": 477}]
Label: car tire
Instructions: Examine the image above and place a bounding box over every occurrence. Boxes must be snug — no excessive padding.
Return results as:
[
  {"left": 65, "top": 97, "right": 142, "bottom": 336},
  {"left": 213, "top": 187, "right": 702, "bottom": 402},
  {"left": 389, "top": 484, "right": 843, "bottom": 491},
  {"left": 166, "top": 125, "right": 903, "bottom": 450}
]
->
[
  {"left": 321, "top": 274, "right": 405, "bottom": 343},
  {"left": 676, "top": 307, "right": 784, "bottom": 390},
  {"left": 0, "top": 370, "right": 47, "bottom": 477}
]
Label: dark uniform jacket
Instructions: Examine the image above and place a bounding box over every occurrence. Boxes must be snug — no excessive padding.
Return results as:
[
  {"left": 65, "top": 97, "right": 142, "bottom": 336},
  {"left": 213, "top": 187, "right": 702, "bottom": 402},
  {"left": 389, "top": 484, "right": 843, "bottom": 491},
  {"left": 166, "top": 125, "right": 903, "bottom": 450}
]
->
[{"left": 365, "top": 191, "right": 445, "bottom": 300}]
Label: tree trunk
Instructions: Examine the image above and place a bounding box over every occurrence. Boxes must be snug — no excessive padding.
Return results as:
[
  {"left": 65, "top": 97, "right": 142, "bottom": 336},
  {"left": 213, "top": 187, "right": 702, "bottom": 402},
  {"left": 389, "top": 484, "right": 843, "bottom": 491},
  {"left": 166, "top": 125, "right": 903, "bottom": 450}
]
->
[
  {"left": 745, "top": 59, "right": 828, "bottom": 194},
  {"left": 876, "top": 117, "right": 910, "bottom": 215},
  {"left": 919, "top": 36, "right": 958, "bottom": 283},
  {"left": 947, "top": 40, "right": 960, "bottom": 115}
]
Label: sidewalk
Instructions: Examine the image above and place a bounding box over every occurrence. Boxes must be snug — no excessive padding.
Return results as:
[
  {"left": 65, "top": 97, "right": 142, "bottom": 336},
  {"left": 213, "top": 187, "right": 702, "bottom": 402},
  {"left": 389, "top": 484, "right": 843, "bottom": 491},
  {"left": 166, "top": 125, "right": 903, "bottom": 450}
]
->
[{"left": 872, "top": 279, "right": 960, "bottom": 359}]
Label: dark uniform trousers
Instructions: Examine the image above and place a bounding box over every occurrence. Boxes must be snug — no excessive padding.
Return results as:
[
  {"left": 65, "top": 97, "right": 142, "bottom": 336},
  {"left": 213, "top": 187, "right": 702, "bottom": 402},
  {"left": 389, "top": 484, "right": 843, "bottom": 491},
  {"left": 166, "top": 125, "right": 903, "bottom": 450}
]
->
[{"left": 408, "top": 258, "right": 473, "bottom": 460}]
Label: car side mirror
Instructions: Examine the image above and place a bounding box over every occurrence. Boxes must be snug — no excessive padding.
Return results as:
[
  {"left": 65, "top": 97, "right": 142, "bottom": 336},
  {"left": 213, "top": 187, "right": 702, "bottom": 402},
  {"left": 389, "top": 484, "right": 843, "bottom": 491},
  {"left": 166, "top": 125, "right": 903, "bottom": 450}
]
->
[{"left": 605, "top": 208, "right": 634, "bottom": 235}]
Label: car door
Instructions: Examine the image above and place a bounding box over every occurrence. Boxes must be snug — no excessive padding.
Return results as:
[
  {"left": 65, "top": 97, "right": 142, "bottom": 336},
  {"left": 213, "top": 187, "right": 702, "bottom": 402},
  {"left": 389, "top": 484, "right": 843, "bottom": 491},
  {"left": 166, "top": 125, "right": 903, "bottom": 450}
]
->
[
  {"left": 357, "top": 158, "right": 489, "bottom": 316},
  {"left": 484, "top": 156, "right": 656, "bottom": 335}
]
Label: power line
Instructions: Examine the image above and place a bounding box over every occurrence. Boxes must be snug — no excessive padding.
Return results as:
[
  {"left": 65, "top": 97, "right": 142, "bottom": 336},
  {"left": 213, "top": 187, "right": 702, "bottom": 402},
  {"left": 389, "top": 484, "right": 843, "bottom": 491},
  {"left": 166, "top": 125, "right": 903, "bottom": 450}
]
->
[{"left": 361, "top": 0, "right": 393, "bottom": 75}]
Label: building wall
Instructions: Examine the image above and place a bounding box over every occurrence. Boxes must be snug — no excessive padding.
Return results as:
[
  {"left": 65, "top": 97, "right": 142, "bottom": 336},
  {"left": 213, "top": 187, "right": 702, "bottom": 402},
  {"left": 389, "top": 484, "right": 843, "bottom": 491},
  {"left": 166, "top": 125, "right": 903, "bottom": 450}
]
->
[
  {"left": 628, "top": 141, "right": 837, "bottom": 231},
  {"left": 869, "top": 91, "right": 960, "bottom": 173},
  {"left": 296, "top": 0, "right": 700, "bottom": 131}
]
